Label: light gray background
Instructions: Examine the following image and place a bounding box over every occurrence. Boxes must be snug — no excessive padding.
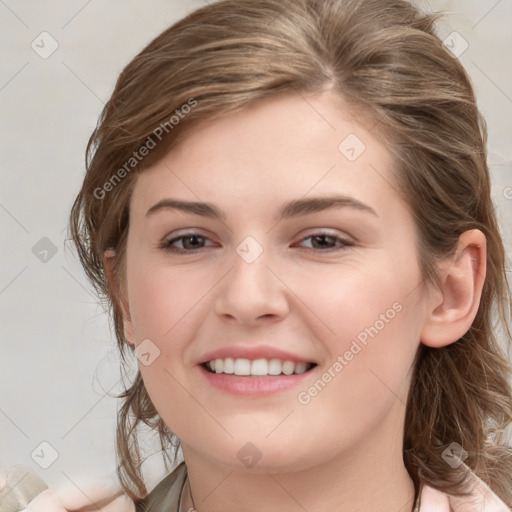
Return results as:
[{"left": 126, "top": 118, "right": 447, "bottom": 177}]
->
[{"left": 1, "top": 0, "right": 511, "bottom": 492}]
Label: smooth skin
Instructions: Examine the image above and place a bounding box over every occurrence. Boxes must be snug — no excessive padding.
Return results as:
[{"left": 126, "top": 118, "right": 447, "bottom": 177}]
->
[{"left": 105, "top": 90, "right": 486, "bottom": 512}]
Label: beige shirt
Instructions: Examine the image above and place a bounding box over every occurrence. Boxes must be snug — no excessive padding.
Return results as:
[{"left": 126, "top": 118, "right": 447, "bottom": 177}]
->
[{"left": 135, "top": 462, "right": 188, "bottom": 512}]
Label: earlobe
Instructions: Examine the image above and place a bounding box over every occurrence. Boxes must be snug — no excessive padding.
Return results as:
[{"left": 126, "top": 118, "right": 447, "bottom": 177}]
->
[
  {"left": 103, "top": 249, "right": 135, "bottom": 347},
  {"left": 420, "top": 230, "right": 487, "bottom": 348}
]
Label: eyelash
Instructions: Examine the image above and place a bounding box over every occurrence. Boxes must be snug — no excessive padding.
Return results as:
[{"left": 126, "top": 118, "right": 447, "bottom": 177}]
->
[{"left": 160, "top": 231, "right": 354, "bottom": 254}]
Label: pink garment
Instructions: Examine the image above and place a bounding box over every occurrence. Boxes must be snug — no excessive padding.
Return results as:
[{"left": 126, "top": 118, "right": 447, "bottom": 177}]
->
[{"left": 419, "top": 469, "right": 510, "bottom": 512}]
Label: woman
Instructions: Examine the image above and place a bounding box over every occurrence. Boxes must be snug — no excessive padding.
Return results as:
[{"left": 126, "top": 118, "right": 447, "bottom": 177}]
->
[{"left": 4, "top": 0, "right": 511, "bottom": 510}]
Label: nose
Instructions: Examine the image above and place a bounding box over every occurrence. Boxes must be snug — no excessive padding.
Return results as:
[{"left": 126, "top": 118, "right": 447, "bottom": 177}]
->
[{"left": 213, "top": 242, "right": 289, "bottom": 325}]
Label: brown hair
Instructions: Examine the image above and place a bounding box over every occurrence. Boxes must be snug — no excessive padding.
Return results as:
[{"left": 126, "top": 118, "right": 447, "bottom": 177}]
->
[{"left": 67, "top": 0, "right": 512, "bottom": 504}]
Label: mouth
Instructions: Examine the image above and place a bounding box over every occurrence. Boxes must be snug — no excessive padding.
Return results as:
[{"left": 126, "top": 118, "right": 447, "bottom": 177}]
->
[
  {"left": 200, "top": 358, "right": 318, "bottom": 377},
  {"left": 197, "top": 358, "right": 319, "bottom": 397}
]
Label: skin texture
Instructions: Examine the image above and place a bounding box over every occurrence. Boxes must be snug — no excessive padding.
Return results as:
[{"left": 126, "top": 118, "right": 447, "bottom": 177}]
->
[{"left": 106, "top": 91, "right": 486, "bottom": 512}]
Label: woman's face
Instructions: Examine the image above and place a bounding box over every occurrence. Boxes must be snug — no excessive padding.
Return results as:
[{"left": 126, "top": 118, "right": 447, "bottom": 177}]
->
[{"left": 120, "top": 91, "right": 427, "bottom": 472}]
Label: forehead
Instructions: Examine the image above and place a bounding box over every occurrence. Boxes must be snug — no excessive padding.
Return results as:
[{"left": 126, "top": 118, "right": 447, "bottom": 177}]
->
[{"left": 129, "top": 91, "right": 401, "bottom": 219}]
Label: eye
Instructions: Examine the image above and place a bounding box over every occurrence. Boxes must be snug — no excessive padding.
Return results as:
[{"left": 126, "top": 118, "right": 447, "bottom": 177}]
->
[
  {"left": 296, "top": 233, "right": 353, "bottom": 251},
  {"left": 160, "top": 231, "right": 353, "bottom": 254},
  {"left": 161, "top": 232, "right": 215, "bottom": 253}
]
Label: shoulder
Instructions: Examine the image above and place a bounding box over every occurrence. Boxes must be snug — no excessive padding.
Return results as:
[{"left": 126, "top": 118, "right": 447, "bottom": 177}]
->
[{"left": 135, "top": 462, "right": 188, "bottom": 512}]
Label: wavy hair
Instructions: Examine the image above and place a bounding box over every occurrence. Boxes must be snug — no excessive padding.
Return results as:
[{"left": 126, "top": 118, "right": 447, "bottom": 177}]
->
[{"left": 67, "top": 0, "right": 512, "bottom": 504}]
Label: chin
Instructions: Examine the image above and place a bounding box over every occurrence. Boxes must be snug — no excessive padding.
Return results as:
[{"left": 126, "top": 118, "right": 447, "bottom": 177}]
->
[{"left": 207, "top": 440, "right": 315, "bottom": 474}]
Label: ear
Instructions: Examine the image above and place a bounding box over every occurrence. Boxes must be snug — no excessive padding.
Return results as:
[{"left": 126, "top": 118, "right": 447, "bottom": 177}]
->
[
  {"left": 420, "top": 229, "right": 487, "bottom": 348},
  {"left": 103, "top": 249, "right": 135, "bottom": 346}
]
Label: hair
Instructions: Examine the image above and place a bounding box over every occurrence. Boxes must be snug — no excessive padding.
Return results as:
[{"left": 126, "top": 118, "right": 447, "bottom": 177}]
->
[{"left": 67, "top": 0, "right": 512, "bottom": 505}]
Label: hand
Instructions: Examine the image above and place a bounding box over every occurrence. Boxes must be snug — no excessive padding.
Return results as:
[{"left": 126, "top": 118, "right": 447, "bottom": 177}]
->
[
  {"left": 26, "top": 488, "right": 135, "bottom": 512},
  {"left": 418, "top": 484, "right": 450, "bottom": 511},
  {"left": 0, "top": 465, "right": 135, "bottom": 512}
]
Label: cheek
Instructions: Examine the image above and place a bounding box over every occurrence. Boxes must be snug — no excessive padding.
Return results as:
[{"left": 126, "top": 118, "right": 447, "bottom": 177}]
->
[
  {"left": 295, "top": 259, "right": 421, "bottom": 406},
  {"left": 127, "top": 261, "right": 213, "bottom": 342},
  {"left": 296, "top": 258, "right": 416, "bottom": 345},
  {"left": 295, "top": 309, "right": 419, "bottom": 451},
  {"left": 126, "top": 264, "right": 209, "bottom": 426}
]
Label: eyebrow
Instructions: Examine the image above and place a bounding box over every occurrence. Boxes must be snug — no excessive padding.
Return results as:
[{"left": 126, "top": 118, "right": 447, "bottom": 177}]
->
[{"left": 145, "top": 195, "right": 378, "bottom": 221}]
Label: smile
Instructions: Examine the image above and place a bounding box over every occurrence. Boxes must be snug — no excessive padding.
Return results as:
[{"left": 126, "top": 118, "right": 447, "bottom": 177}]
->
[
  {"left": 198, "top": 358, "right": 318, "bottom": 397},
  {"left": 202, "top": 357, "right": 316, "bottom": 376}
]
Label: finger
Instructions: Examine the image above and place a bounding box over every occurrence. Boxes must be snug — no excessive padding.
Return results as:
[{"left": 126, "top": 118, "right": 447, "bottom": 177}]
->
[
  {"left": 0, "top": 465, "right": 48, "bottom": 512},
  {"left": 25, "top": 489, "right": 68, "bottom": 512},
  {"left": 418, "top": 484, "right": 450, "bottom": 512},
  {"left": 55, "top": 477, "right": 127, "bottom": 511},
  {"left": 99, "top": 494, "right": 136, "bottom": 512},
  {"left": 65, "top": 494, "right": 135, "bottom": 512}
]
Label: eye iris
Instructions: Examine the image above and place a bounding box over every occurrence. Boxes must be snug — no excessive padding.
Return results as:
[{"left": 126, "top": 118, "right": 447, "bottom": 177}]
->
[
  {"left": 183, "top": 235, "right": 203, "bottom": 249},
  {"left": 311, "top": 235, "right": 335, "bottom": 249}
]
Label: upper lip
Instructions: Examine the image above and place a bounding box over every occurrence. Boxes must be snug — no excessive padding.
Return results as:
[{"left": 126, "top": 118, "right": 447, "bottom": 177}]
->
[{"left": 197, "top": 344, "right": 317, "bottom": 365}]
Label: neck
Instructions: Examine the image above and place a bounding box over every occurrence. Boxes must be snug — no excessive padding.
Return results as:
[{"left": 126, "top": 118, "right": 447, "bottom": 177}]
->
[{"left": 181, "top": 406, "right": 416, "bottom": 512}]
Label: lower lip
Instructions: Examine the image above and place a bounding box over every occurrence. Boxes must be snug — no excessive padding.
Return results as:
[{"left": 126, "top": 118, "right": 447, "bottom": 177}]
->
[{"left": 198, "top": 364, "right": 315, "bottom": 397}]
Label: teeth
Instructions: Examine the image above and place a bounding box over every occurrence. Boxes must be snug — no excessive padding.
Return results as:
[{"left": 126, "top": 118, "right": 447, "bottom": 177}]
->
[
  {"left": 251, "top": 358, "right": 268, "bottom": 375},
  {"left": 223, "top": 357, "right": 235, "bottom": 374},
  {"left": 268, "top": 359, "right": 282, "bottom": 375},
  {"left": 234, "top": 358, "right": 251, "bottom": 375},
  {"left": 282, "top": 360, "right": 295, "bottom": 375},
  {"left": 206, "top": 358, "right": 313, "bottom": 376}
]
